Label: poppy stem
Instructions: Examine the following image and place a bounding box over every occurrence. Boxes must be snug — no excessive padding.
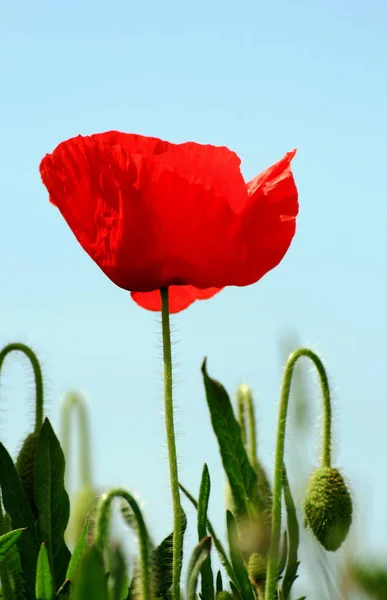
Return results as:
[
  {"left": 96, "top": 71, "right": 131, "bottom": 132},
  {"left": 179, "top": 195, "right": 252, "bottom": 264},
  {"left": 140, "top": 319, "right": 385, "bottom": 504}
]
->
[
  {"left": 0, "top": 343, "right": 44, "bottom": 433},
  {"left": 264, "top": 348, "right": 332, "bottom": 600},
  {"left": 160, "top": 287, "right": 182, "bottom": 600}
]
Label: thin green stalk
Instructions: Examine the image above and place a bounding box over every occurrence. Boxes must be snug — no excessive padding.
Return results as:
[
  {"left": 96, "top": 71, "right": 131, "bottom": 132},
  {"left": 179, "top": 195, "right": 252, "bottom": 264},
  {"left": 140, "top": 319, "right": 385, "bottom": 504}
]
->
[
  {"left": 264, "top": 348, "right": 332, "bottom": 600},
  {"left": 237, "top": 387, "right": 247, "bottom": 446},
  {"left": 160, "top": 287, "right": 182, "bottom": 600},
  {"left": 237, "top": 384, "right": 258, "bottom": 467},
  {"left": 95, "top": 488, "right": 151, "bottom": 600},
  {"left": 61, "top": 392, "right": 92, "bottom": 488},
  {"left": 0, "top": 343, "right": 44, "bottom": 432}
]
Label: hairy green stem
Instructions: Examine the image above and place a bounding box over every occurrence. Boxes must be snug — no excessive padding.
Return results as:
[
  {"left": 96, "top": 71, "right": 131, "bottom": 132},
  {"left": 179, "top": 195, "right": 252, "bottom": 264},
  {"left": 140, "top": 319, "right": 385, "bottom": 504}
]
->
[
  {"left": 0, "top": 343, "right": 44, "bottom": 432},
  {"left": 160, "top": 287, "right": 182, "bottom": 600},
  {"left": 264, "top": 348, "right": 332, "bottom": 600},
  {"left": 61, "top": 391, "right": 92, "bottom": 488},
  {"left": 95, "top": 488, "right": 151, "bottom": 600}
]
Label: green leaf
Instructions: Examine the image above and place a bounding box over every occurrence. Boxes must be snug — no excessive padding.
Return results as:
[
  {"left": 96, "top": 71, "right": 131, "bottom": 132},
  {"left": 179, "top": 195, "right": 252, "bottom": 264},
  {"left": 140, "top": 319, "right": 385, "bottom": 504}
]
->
[
  {"left": 186, "top": 536, "right": 212, "bottom": 600},
  {"left": 215, "top": 570, "right": 223, "bottom": 595},
  {"left": 197, "top": 464, "right": 214, "bottom": 600},
  {"left": 65, "top": 518, "right": 89, "bottom": 582},
  {"left": 0, "top": 442, "right": 39, "bottom": 596},
  {"left": 226, "top": 511, "right": 254, "bottom": 600},
  {"left": 151, "top": 510, "right": 187, "bottom": 596},
  {"left": 179, "top": 482, "right": 236, "bottom": 584},
  {"left": 36, "top": 543, "right": 54, "bottom": 600},
  {"left": 349, "top": 562, "right": 387, "bottom": 600},
  {"left": 0, "top": 528, "right": 24, "bottom": 562},
  {"left": 108, "top": 545, "right": 128, "bottom": 600},
  {"left": 277, "top": 531, "right": 288, "bottom": 577},
  {"left": 34, "top": 418, "right": 71, "bottom": 589},
  {"left": 202, "top": 361, "right": 260, "bottom": 518},
  {"left": 281, "top": 466, "right": 301, "bottom": 600},
  {"left": 72, "top": 547, "right": 108, "bottom": 600}
]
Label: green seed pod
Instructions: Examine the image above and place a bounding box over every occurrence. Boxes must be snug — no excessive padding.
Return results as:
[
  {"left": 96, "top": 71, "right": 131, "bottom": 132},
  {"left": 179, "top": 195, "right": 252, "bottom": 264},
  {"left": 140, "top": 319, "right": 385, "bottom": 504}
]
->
[
  {"left": 304, "top": 467, "right": 352, "bottom": 551},
  {"left": 16, "top": 431, "right": 40, "bottom": 518},
  {"left": 217, "top": 592, "right": 234, "bottom": 600},
  {"left": 248, "top": 552, "right": 267, "bottom": 585}
]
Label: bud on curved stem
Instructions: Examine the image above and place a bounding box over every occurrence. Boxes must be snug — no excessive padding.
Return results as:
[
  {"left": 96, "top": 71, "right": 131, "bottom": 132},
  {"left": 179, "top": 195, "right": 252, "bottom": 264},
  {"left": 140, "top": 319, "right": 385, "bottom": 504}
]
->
[
  {"left": 264, "top": 348, "right": 333, "bottom": 600},
  {"left": 0, "top": 343, "right": 44, "bottom": 432},
  {"left": 60, "top": 391, "right": 92, "bottom": 489},
  {"left": 95, "top": 488, "right": 151, "bottom": 600}
]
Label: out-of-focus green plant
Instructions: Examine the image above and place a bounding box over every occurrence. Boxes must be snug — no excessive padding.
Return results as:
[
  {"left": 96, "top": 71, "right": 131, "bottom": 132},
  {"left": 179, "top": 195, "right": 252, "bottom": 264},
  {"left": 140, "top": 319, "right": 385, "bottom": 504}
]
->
[
  {"left": 60, "top": 391, "right": 97, "bottom": 547},
  {"left": 0, "top": 341, "right": 359, "bottom": 600}
]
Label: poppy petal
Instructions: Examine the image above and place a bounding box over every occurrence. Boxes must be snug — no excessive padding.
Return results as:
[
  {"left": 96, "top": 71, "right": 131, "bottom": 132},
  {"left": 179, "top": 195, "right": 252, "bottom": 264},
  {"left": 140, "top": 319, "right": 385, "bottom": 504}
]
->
[
  {"left": 91, "top": 131, "right": 174, "bottom": 156},
  {"left": 131, "top": 286, "right": 222, "bottom": 313},
  {"left": 235, "top": 150, "right": 299, "bottom": 286}
]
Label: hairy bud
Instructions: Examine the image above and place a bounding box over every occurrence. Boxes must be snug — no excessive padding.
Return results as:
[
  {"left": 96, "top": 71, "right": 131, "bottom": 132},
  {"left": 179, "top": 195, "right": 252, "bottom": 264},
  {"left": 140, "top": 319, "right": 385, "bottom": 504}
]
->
[
  {"left": 16, "top": 431, "right": 40, "bottom": 518},
  {"left": 304, "top": 467, "right": 352, "bottom": 551},
  {"left": 248, "top": 551, "right": 267, "bottom": 585}
]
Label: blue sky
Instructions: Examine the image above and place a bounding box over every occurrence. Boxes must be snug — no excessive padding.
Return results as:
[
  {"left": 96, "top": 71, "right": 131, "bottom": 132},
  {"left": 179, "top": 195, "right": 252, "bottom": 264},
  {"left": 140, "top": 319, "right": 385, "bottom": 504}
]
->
[{"left": 1, "top": 0, "right": 387, "bottom": 592}]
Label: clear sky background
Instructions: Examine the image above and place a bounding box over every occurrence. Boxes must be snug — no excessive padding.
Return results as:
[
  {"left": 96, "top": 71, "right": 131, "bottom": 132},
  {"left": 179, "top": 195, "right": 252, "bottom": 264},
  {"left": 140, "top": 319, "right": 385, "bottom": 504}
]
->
[{"left": 1, "top": 0, "right": 387, "bottom": 595}]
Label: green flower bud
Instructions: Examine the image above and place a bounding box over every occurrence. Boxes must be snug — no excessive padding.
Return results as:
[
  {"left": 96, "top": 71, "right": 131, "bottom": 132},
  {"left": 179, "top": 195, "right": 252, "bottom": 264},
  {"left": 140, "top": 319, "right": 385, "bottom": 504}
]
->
[
  {"left": 16, "top": 431, "right": 40, "bottom": 518},
  {"left": 248, "top": 552, "right": 267, "bottom": 585},
  {"left": 217, "top": 592, "right": 234, "bottom": 600},
  {"left": 304, "top": 467, "right": 352, "bottom": 551}
]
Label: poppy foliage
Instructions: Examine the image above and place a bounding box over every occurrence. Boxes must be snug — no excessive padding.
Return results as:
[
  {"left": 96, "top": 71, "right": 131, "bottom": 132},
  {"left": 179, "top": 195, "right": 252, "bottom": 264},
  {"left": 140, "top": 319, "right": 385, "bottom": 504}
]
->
[{"left": 40, "top": 132, "right": 298, "bottom": 312}]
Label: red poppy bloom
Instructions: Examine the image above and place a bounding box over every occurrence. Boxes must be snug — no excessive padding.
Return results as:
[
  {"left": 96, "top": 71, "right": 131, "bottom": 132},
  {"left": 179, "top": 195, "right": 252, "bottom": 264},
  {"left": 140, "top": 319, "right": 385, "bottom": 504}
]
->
[{"left": 40, "top": 132, "right": 298, "bottom": 313}]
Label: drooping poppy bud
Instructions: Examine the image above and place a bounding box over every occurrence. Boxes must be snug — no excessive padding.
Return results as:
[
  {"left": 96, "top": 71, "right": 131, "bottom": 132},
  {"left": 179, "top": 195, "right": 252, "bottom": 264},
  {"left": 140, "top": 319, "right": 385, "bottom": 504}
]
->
[
  {"left": 16, "top": 431, "right": 40, "bottom": 518},
  {"left": 304, "top": 467, "right": 352, "bottom": 551}
]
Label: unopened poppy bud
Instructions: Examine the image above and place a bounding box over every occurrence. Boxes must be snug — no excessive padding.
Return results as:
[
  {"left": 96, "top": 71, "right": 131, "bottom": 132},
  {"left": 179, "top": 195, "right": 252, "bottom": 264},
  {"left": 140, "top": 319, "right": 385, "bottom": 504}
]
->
[
  {"left": 304, "top": 467, "right": 352, "bottom": 551},
  {"left": 217, "top": 592, "right": 234, "bottom": 600},
  {"left": 248, "top": 552, "right": 267, "bottom": 585},
  {"left": 16, "top": 431, "right": 39, "bottom": 518}
]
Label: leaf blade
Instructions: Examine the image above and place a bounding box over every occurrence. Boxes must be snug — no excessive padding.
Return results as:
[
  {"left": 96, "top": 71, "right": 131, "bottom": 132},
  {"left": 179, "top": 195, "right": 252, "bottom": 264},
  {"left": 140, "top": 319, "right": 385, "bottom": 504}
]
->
[
  {"left": 202, "top": 361, "right": 260, "bottom": 518},
  {"left": 197, "top": 464, "right": 214, "bottom": 600},
  {"left": 35, "top": 543, "right": 54, "bottom": 600},
  {"left": 0, "top": 528, "right": 24, "bottom": 562},
  {"left": 0, "top": 442, "right": 39, "bottom": 596},
  {"left": 34, "top": 418, "right": 71, "bottom": 589}
]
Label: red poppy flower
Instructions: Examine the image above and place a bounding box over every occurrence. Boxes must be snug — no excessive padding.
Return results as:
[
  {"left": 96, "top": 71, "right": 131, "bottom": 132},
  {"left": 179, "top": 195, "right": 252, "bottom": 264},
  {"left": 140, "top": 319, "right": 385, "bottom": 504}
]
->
[{"left": 40, "top": 132, "right": 298, "bottom": 313}]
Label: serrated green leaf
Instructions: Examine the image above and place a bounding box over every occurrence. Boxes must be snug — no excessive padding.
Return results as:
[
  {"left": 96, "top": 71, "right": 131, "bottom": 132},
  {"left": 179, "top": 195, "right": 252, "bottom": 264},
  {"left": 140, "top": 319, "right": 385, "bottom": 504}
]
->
[
  {"left": 72, "top": 547, "right": 108, "bottom": 600},
  {"left": 197, "top": 465, "right": 214, "bottom": 600},
  {"left": 36, "top": 543, "right": 54, "bottom": 600},
  {"left": 150, "top": 510, "right": 187, "bottom": 596},
  {"left": 202, "top": 361, "right": 260, "bottom": 518},
  {"left": 34, "top": 418, "right": 71, "bottom": 589},
  {"left": 281, "top": 465, "right": 301, "bottom": 600},
  {"left": 65, "top": 518, "right": 89, "bottom": 583},
  {"left": 0, "top": 442, "right": 38, "bottom": 597},
  {"left": 0, "top": 528, "right": 24, "bottom": 562},
  {"left": 186, "top": 536, "right": 212, "bottom": 600},
  {"left": 226, "top": 511, "right": 254, "bottom": 600}
]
